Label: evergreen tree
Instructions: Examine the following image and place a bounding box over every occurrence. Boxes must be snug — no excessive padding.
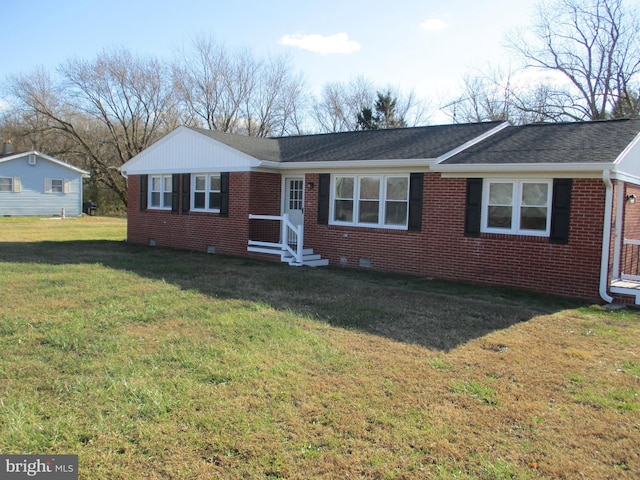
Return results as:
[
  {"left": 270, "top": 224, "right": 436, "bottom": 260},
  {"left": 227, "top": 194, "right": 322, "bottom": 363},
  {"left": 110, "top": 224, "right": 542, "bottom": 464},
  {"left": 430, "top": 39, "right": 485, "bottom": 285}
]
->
[{"left": 356, "top": 91, "right": 407, "bottom": 130}]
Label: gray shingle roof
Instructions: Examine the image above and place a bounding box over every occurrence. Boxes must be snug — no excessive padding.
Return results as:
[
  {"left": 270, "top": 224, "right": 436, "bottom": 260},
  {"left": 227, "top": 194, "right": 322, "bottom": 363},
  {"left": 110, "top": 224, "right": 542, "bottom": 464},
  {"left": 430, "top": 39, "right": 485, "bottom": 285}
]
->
[
  {"left": 190, "top": 122, "right": 504, "bottom": 162},
  {"left": 441, "top": 118, "right": 640, "bottom": 165}
]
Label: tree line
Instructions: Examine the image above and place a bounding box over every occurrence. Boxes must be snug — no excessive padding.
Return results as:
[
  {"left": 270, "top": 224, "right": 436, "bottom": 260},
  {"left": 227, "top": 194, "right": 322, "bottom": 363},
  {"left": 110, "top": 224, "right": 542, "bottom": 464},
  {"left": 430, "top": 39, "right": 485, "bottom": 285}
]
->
[{"left": 1, "top": 0, "right": 638, "bottom": 211}]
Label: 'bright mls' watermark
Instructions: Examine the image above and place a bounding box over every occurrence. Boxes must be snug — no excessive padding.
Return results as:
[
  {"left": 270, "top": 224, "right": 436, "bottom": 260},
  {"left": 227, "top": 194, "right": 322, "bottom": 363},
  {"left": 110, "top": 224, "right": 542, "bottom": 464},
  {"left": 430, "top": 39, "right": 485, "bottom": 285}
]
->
[{"left": 0, "top": 455, "right": 78, "bottom": 479}]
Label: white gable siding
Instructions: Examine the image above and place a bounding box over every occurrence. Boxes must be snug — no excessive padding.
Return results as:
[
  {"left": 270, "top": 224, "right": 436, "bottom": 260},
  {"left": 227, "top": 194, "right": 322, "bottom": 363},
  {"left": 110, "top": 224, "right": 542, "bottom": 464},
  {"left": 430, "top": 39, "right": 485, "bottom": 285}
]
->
[
  {"left": 614, "top": 132, "right": 640, "bottom": 184},
  {"left": 121, "top": 127, "right": 262, "bottom": 175},
  {"left": 0, "top": 155, "right": 84, "bottom": 216}
]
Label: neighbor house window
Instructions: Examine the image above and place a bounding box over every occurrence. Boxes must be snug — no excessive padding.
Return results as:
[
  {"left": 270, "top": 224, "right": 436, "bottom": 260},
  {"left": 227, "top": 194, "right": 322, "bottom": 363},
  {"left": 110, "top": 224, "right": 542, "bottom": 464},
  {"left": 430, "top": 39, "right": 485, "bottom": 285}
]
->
[
  {"left": 149, "top": 175, "right": 172, "bottom": 209},
  {"left": 51, "top": 179, "right": 63, "bottom": 193},
  {"left": 482, "top": 180, "right": 551, "bottom": 235},
  {"left": 0, "top": 177, "right": 12, "bottom": 192},
  {"left": 44, "top": 178, "right": 70, "bottom": 194},
  {"left": 192, "top": 174, "right": 221, "bottom": 211},
  {"left": 331, "top": 174, "right": 409, "bottom": 228}
]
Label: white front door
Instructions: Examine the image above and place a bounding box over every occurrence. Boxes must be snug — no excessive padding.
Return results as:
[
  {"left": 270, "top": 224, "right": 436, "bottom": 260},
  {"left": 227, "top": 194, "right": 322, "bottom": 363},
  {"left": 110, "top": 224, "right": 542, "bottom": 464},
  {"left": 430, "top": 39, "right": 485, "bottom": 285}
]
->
[{"left": 284, "top": 177, "right": 304, "bottom": 244}]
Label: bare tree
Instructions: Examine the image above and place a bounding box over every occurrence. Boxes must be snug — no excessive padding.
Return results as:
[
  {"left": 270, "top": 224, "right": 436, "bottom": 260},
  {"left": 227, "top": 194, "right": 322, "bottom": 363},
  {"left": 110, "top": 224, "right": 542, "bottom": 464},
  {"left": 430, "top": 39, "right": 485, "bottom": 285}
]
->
[
  {"left": 311, "top": 76, "right": 376, "bottom": 132},
  {"left": 441, "top": 66, "right": 567, "bottom": 124},
  {"left": 312, "top": 76, "right": 429, "bottom": 132},
  {"left": 173, "top": 36, "right": 230, "bottom": 130},
  {"left": 244, "top": 55, "right": 308, "bottom": 137},
  {"left": 5, "top": 49, "right": 178, "bottom": 205},
  {"left": 442, "top": 73, "right": 513, "bottom": 124},
  {"left": 174, "top": 36, "right": 307, "bottom": 137},
  {"left": 507, "top": 0, "right": 640, "bottom": 120}
]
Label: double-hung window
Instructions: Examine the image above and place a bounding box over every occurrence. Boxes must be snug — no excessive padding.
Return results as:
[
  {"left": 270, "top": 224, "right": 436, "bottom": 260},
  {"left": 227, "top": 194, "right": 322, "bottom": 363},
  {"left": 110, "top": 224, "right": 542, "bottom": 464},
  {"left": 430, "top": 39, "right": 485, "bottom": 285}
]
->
[
  {"left": 149, "top": 175, "right": 172, "bottom": 209},
  {"left": 0, "top": 177, "right": 13, "bottom": 192},
  {"left": 51, "top": 179, "right": 64, "bottom": 193},
  {"left": 192, "top": 174, "right": 221, "bottom": 211},
  {"left": 44, "top": 178, "right": 69, "bottom": 194},
  {"left": 332, "top": 174, "right": 409, "bottom": 228},
  {"left": 483, "top": 179, "right": 552, "bottom": 235}
]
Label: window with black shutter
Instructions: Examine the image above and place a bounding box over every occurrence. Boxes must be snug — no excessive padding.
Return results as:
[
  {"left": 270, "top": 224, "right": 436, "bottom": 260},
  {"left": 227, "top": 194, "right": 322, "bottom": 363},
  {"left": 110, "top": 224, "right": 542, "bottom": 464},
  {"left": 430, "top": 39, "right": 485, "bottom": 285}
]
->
[
  {"left": 408, "top": 173, "right": 424, "bottom": 231},
  {"left": 550, "top": 178, "right": 572, "bottom": 244},
  {"left": 317, "top": 174, "right": 330, "bottom": 225},
  {"left": 181, "top": 174, "right": 191, "bottom": 214},
  {"left": 140, "top": 174, "right": 148, "bottom": 212},
  {"left": 171, "top": 174, "right": 180, "bottom": 214},
  {"left": 219, "top": 172, "right": 229, "bottom": 217},
  {"left": 465, "top": 178, "right": 483, "bottom": 237}
]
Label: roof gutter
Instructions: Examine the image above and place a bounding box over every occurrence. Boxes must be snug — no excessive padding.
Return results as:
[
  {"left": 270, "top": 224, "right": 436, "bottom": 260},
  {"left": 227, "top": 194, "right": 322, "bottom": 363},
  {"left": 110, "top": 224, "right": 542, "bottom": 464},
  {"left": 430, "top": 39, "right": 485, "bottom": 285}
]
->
[
  {"left": 600, "top": 169, "right": 614, "bottom": 303},
  {"left": 263, "top": 157, "right": 435, "bottom": 171},
  {"left": 434, "top": 162, "right": 613, "bottom": 175}
]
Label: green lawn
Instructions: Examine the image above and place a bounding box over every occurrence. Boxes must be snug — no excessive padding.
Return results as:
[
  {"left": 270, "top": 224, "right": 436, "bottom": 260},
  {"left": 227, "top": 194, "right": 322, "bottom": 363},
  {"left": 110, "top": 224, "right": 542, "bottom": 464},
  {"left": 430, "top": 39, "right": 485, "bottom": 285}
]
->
[{"left": 0, "top": 217, "right": 639, "bottom": 479}]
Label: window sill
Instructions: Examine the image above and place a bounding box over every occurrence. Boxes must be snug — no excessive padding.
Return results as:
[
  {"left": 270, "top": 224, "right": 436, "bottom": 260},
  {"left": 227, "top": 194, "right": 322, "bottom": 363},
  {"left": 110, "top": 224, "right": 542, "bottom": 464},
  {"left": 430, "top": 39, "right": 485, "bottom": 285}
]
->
[
  {"left": 478, "top": 232, "right": 550, "bottom": 243},
  {"left": 190, "top": 209, "right": 221, "bottom": 214},
  {"left": 326, "top": 224, "right": 410, "bottom": 234}
]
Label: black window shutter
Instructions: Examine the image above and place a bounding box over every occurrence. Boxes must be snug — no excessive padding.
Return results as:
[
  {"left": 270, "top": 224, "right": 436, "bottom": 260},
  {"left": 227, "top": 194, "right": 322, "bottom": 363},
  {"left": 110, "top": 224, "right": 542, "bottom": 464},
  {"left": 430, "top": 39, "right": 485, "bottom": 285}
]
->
[
  {"left": 408, "top": 173, "right": 424, "bottom": 231},
  {"left": 550, "top": 178, "right": 572, "bottom": 244},
  {"left": 464, "top": 178, "right": 483, "bottom": 237},
  {"left": 171, "top": 174, "right": 180, "bottom": 214},
  {"left": 219, "top": 172, "right": 229, "bottom": 217},
  {"left": 139, "top": 174, "right": 148, "bottom": 212},
  {"left": 317, "top": 174, "right": 330, "bottom": 225},
  {"left": 181, "top": 174, "right": 191, "bottom": 215}
]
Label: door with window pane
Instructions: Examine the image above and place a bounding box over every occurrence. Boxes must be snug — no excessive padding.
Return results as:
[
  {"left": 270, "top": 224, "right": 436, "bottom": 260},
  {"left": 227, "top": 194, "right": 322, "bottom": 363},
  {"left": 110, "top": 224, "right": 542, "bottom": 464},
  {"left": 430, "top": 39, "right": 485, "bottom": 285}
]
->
[{"left": 284, "top": 177, "right": 304, "bottom": 244}]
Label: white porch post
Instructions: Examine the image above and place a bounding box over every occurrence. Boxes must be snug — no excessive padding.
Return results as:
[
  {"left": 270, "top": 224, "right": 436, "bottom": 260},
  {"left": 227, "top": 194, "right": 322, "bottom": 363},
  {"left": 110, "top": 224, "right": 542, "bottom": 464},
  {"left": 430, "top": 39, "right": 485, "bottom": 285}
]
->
[
  {"left": 296, "top": 223, "right": 304, "bottom": 264},
  {"left": 281, "top": 213, "right": 289, "bottom": 249}
]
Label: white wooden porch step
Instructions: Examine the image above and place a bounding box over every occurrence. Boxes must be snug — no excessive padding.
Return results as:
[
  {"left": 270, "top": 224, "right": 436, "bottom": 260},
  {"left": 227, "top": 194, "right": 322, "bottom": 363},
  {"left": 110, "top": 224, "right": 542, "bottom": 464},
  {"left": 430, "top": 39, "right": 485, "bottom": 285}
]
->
[
  {"left": 282, "top": 252, "right": 321, "bottom": 262},
  {"left": 281, "top": 249, "right": 329, "bottom": 267},
  {"left": 301, "top": 258, "right": 330, "bottom": 267},
  {"left": 610, "top": 279, "right": 640, "bottom": 304},
  {"left": 248, "top": 242, "right": 328, "bottom": 267},
  {"left": 247, "top": 244, "right": 283, "bottom": 255}
]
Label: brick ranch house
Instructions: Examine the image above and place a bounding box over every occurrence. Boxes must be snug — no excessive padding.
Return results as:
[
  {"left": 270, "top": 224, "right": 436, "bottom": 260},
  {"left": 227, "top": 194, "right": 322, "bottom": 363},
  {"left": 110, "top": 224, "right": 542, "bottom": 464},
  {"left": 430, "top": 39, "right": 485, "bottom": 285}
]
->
[{"left": 119, "top": 119, "right": 640, "bottom": 304}]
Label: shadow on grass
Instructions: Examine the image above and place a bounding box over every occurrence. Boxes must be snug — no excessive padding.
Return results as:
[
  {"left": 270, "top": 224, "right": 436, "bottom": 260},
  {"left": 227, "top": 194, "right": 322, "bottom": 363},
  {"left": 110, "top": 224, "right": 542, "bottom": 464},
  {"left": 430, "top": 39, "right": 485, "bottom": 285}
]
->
[{"left": 0, "top": 240, "right": 587, "bottom": 351}]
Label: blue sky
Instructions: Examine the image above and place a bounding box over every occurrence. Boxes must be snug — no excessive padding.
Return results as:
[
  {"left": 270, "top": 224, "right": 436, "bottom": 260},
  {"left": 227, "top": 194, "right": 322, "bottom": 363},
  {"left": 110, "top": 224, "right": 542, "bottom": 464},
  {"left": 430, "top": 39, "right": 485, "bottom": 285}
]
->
[{"left": 2, "top": 0, "right": 540, "bottom": 118}]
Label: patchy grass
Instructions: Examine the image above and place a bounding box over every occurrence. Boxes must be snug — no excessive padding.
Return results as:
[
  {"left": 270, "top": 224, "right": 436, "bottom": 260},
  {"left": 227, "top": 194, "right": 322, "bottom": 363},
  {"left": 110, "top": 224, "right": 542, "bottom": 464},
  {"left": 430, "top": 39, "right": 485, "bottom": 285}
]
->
[{"left": 0, "top": 217, "right": 639, "bottom": 478}]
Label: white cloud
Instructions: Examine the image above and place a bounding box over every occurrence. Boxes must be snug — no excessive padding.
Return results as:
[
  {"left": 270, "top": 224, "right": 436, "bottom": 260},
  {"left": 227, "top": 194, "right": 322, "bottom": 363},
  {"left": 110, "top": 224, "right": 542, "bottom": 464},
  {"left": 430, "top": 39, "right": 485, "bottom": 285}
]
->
[
  {"left": 279, "top": 33, "right": 361, "bottom": 55},
  {"left": 420, "top": 19, "right": 449, "bottom": 31}
]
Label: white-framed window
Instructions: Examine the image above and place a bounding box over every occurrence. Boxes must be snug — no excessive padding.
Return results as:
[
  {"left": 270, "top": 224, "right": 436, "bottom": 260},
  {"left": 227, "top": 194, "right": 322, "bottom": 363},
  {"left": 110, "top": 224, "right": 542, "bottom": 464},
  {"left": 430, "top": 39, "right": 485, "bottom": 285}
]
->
[
  {"left": 331, "top": 174, "right": 409, "bottom": 229},
  {"left": 482, "top": 179, "right": 552, "bottom": 236},
  {"left": 44, "top": 178, "right": 70, "bottom": 194},
  {"left": 149, "top": 175, "right": 172, "bottom": 209},
  {"left": 0, "top": 177, "right": 13, "bottom": 192},
  {"left": 192, "top": 174, "right": 221, "bottom": 211},
  {"left": 51, "top": 179, "right": 63, "bottom": 193}
]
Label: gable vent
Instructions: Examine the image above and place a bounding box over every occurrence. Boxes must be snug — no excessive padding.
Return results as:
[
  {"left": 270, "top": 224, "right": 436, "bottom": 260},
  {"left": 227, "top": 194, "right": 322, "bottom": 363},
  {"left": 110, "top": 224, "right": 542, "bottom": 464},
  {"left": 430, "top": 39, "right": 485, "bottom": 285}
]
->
[{"left": 28, "top": 154, "right": 36, "bottom": 165}]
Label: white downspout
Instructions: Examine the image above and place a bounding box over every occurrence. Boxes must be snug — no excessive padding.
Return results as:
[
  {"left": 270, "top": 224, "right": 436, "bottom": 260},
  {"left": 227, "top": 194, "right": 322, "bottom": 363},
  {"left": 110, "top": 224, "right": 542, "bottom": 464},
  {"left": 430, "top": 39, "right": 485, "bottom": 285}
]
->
[{"left": 600, "top": 170, "right": 614, "bottom": 303}]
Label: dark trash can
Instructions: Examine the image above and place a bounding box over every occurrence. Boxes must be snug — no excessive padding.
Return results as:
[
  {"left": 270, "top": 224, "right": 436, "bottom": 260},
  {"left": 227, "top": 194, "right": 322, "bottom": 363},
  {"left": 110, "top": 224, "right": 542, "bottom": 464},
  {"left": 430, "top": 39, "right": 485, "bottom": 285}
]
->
[{"left": 83, "top": 202, "right": 98, "bottom": 216}]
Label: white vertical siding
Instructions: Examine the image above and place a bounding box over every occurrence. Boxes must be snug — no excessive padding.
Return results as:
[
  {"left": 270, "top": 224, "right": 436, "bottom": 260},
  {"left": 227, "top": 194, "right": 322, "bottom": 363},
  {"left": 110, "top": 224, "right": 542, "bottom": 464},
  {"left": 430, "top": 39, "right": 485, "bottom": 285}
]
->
[{"left": 121, "top": 127, "right": 261, "bottom": 175}]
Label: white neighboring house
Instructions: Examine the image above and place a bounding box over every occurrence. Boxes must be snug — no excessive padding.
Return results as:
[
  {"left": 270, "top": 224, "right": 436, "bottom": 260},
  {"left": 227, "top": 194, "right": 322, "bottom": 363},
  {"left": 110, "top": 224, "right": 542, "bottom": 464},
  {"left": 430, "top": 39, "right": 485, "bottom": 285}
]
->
[{"left": 0, "top": 147, "right": 90, "bottom": 217}]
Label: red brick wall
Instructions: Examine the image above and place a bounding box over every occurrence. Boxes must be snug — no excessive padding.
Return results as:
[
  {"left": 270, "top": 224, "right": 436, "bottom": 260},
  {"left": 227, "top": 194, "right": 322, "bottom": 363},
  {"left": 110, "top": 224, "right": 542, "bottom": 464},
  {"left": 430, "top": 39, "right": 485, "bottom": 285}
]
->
[
  {"left": 126, "top": 172, "right": 281, "bottom": 256},
  {"left": 304, "top": 173, "right": 606, "bottom": 301},
  {"left": 127, "top": 171, "right": 609, "bottom": 302}
]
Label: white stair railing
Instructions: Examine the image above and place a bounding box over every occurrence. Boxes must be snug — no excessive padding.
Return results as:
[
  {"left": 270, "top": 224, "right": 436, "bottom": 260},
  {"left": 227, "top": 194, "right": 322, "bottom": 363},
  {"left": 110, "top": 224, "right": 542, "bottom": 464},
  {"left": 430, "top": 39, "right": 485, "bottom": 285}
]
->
[{"left": 248, "top": 213, "right": 303, "bottom": 264}]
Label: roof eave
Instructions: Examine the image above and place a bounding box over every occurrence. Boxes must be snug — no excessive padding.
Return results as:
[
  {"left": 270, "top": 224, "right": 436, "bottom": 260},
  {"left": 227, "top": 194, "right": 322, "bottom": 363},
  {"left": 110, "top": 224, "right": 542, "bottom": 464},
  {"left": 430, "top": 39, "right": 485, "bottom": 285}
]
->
[
  {"left": 268, "top": 158, "right": 435, "bottom": 171},
  {"left": 1, "top": 150, "right": 90, "bottom": 176},
  {"left": 434, "top": 162, "right": 614, "bottom": 176}
]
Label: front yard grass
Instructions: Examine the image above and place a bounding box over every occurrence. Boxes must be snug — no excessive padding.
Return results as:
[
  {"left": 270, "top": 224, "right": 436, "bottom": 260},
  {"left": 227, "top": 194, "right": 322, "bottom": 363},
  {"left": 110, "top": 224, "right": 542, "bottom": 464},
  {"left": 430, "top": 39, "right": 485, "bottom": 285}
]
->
[{"left": 0, "top": 216, "right": 639, "bottom": 478}]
